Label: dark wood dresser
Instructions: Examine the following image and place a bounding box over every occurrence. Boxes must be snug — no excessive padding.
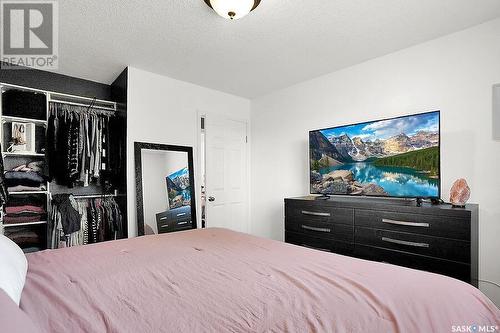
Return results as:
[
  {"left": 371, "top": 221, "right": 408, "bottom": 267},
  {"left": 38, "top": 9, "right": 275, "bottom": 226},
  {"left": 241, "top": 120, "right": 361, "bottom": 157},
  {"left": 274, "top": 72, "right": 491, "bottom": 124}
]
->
[
  {"left": 284, "top": 196, "right": 478, "bottom": 286},
  {"left": 156, "top": 206, "right": 193, "bottom": 234}
]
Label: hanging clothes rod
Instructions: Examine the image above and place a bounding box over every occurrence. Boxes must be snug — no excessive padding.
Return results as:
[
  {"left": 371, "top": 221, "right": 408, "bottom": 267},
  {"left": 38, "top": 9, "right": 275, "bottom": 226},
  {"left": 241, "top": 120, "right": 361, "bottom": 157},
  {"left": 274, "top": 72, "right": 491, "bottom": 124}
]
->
[
  {"left": 73, "top": 194, "right": 118, "bottom": 199},
  {"left": 0, "top": 82, "right": 117, "bottom": 107},
  {"left": 49, "top": 99, "right": 116, "bottom": 112},
  {"left": 48, "top": 192, "right": 120, "bottom": 200},
  {"left": 50, "top": 92, "right": 116, "bottom": 108}
]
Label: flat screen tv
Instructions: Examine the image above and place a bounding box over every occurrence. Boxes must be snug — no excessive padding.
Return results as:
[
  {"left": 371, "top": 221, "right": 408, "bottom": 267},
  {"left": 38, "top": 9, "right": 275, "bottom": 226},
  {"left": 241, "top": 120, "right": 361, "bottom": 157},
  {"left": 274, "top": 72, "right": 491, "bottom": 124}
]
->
[{"left": 309, "top": 111, "right": 440, "bottom": 198}]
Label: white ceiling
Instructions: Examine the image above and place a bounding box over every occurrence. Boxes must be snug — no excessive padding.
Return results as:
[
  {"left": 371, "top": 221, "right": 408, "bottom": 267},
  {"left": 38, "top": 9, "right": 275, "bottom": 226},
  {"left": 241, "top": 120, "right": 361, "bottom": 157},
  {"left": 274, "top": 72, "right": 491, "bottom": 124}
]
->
[{"left": 54, "top": 0, "right": 500, "bottom": 98}]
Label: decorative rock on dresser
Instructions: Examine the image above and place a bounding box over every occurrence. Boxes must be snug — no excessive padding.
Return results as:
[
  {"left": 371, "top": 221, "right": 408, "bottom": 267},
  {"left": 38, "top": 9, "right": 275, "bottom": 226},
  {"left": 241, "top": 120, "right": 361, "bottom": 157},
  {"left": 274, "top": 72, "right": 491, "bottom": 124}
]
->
[
  {"left": 450, "top": 178, "right": 471, "bottom": 207},
  {"left": 284, "top": 196, "right": 478, "bottom": 286}
]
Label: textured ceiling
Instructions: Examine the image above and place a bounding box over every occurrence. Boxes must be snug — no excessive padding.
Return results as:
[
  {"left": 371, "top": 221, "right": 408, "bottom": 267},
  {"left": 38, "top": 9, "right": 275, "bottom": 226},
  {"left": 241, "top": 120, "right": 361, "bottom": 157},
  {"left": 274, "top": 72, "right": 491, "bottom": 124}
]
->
[{"left": 52, "top": 0, "right": 500, "bottom": 98}]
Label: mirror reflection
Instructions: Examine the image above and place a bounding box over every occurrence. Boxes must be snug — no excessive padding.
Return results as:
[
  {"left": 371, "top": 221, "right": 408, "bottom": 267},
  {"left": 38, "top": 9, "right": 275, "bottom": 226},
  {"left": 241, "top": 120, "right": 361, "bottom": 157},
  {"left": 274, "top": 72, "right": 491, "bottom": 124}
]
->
[{"left": 135, "top": 143, "right": 196, "bottom": 236}]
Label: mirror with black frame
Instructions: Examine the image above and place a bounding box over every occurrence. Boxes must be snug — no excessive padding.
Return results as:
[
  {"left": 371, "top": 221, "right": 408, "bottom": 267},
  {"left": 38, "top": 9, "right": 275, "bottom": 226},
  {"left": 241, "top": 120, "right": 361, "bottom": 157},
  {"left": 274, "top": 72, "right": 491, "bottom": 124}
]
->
[{"left": 135, "top": 142, "right": 197, "bottom": 236}]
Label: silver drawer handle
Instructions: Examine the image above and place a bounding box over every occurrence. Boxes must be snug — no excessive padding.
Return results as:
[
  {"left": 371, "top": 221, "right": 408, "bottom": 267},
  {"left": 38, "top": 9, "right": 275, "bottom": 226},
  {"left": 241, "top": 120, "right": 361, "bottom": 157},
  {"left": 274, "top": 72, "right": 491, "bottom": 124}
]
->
[
  {"left": 301, "top": 225, "right": 331, "bottom": 233},
  {"left": 382, "top": 237, "right": 429, "bottom": 248},
  {"left": 382, "top": 218, "right": 429, "bottom": 228},
  {"left": 178, "top": 221, "right": 188, "bottom": 225},
  {"left": 301, "top": 244, "right": 331, "bottom": 252},
  {"left": 301, "top": 210, "right": 331, "bottom": 217},
  {"left": 161, "top": 225, "right": 170, "bottom": 228},
  {"left": 159, "top": 217, "right": 168, "bottom": 221},
  {"left": 176, "top": 213, "right": 187, "bottom": 217}
]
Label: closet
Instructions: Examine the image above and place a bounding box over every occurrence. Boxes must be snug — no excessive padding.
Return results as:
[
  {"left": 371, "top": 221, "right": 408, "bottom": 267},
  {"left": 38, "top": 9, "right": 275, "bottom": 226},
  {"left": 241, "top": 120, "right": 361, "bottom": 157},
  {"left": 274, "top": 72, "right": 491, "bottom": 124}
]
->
[{"left": 0, "top": 69, "right": 128, "bottom": 253}]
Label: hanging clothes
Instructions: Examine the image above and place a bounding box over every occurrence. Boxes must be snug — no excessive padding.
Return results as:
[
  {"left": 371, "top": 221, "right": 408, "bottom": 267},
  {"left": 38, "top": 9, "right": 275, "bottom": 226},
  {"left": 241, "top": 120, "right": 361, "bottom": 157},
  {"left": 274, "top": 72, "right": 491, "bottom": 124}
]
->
[
  {"left": 46, "top": 102, "right": 120, "bottom": 188},
  {"left": 48, "top": 195, "right": 123, "bottom": 249},
  {"left": 102, "top": 116, "right": 126, "bottom": 188}
]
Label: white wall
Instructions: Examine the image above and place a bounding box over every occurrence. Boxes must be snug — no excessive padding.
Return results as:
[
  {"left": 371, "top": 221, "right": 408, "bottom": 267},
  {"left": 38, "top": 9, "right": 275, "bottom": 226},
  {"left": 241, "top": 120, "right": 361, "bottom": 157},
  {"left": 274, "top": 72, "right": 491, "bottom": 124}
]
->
[
  {"left": 127, "top": 67, "right": 251, "bottom": 237},
  {"left": 141, "top": 150, "right": 170, "bottom": 234},
  {"left": 494, "top": 84, "right": 500, "bottom": 140},
  {"left": 250, "top": 18, "right": 500, "bottom": 305}
]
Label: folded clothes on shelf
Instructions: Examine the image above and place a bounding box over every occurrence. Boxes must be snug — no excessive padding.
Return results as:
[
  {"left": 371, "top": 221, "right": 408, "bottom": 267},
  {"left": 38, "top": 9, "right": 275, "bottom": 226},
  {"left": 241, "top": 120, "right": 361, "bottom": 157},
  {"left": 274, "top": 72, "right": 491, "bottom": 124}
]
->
[
  {"left": 4, "top": 171, "right": 46, "bottom": 187},
  {"left": 4, "top": 209, "right": 46, "bottom": 223},
  {"left": 7, "top": 185, "right": 46, "bottom": 192},
  {"left": 6, "top": 211, "right": 45, "bottom": 217},
  {"left": 3, "top": 215, "right": 44, "bottom": 224},
  {"left": 4, "top": 229, "right": 41, "bottom": 246},
  {"left": 12, "top": 161, "right": 44, "bottom": 172},
  {"left": 5, "top": 205, "right": 46, "bottom": 214},
  {"left": 6, "top": 194, "right": 46, "bottom": 207},
  {"left": 3, "top": 185, "right": 47, "bottom": 224}
]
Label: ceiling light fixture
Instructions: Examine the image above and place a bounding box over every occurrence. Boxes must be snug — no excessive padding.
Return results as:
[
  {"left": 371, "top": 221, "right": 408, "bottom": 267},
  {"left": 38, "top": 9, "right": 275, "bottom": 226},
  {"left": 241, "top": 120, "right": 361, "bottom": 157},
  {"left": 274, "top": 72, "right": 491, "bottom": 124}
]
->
[{"left": 203, "top": 0, "right": 261, "bottom": 20}]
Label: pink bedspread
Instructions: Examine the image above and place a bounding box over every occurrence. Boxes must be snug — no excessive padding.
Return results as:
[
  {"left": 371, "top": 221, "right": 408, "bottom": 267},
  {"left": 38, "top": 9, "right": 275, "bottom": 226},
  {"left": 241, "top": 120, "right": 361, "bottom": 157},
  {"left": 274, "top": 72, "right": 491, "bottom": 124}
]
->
[{"left": 21, "top": 228, "right": 499, "bottom": 333}]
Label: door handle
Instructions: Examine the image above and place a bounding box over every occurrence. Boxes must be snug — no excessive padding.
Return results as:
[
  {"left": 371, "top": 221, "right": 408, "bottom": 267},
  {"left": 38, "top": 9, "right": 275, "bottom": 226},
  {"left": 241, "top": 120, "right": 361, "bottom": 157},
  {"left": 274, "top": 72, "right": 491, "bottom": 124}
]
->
[
  {"left": 208, "top": 196, "right": 216, "bottom": 202},
  {"left": 381, "top": 237, "right": 429, "bottom": 248},
  {"left": 382, "top": 218, "right": 429, "bottom": 228},
  {"left": 301, "top": 225, "right": 331, "bottom": 233},
  {"left": 301, "top": 210, "right": 331, "bottom": 217}
]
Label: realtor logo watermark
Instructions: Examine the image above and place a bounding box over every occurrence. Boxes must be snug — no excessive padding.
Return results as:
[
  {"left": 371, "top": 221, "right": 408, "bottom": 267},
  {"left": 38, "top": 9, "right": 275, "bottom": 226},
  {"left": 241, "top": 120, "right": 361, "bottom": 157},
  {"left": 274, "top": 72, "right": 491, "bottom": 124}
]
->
[
  {"left": 1, "top": 0, "right": 58, "bottom": 69},
  {"left": 452, "top": 325, "right": 499, "bottom": 332}
]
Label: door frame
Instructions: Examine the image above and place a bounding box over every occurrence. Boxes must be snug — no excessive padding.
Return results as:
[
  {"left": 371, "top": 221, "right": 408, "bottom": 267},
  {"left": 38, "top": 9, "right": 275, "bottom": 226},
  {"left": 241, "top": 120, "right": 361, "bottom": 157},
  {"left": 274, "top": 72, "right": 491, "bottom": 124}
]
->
[{"left": 195, "top": 110, "right": 251, "bottom": 233}]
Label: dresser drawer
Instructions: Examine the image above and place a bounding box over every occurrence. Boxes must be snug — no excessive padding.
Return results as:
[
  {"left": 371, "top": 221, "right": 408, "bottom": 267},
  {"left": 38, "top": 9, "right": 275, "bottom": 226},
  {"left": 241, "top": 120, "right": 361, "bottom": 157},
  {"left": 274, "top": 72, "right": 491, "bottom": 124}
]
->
[
  {"left": 174, "top": 220, "right": 192, "bottom": 231},
  {"left": 290, "top": 220, "right": 353, "bottom": 242},
  {"left": 285, "top": 231, "right": 353, "bottom": 256},
  {"left": 157, "top": 219, "right": 192, "bottom": 233},
  {"left": 156, "top": 210, "right": 192, "bottom": 234},
  {"left": 157, "top": 217, "right": 175, "bottom": 233},
  {"left": 169, "top": 206, "right": 192, "bottom": 222},
  {"left": 354, "top": 244, "right": 471, "bottom": 283},
  {"left": 355, "top": 210, "right": 470, "bottom": 240},
  {"left": 285, "top": 201, "right": 354, "bottom": 226},
  {"left": 355, "top": 227, "right": 470, "bottom": 263}
]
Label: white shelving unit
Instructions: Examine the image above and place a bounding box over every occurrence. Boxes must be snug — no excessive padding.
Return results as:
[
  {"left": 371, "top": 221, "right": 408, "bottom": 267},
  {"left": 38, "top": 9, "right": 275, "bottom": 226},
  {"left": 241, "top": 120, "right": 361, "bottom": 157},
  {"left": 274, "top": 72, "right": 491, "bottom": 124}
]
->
[
  {"left": 2, "top": 152, "right": 46, "bottom": 157},
  {"left": 0, "top": 83, "right": 51, "bottom": 251},
  {"left": 8, "top": 191, "right": 48, "bottom": 195},
  {"left": 1, "top": 115, "right": 48, "bottom": 125}
]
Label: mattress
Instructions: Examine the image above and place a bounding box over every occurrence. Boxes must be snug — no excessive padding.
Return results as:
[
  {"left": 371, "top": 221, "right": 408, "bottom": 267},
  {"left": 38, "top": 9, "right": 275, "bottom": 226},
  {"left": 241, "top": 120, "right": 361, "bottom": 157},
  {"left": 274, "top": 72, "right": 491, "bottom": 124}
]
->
[{"left": 20, "top": 228, "right": 499, "bottom": 332}]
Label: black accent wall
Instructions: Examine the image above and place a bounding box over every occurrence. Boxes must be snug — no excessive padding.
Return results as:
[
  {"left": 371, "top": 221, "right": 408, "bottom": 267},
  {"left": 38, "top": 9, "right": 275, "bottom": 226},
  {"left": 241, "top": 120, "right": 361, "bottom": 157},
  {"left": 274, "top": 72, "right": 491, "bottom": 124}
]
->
[
  {"left": 0, "top": 61, "right": 112, "bottom": 100},
  {"left": 110, "top": 67, "right": 129, "bottom": 238}
]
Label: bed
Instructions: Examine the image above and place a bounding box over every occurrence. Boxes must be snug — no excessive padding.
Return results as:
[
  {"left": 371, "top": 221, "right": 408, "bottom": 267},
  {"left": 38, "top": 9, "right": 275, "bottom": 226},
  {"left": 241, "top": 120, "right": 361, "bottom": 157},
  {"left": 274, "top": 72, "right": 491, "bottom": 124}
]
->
[{"left": 14, "top": 228, "right": 500, "bottom": 332}]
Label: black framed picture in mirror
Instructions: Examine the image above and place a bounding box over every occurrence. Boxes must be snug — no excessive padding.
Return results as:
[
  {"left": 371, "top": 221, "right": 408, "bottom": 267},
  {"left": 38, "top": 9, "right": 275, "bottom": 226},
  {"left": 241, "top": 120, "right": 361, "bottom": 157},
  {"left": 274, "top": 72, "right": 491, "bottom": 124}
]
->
[{"left": 134, "top": 142, "right": 197, "bottom": 236}]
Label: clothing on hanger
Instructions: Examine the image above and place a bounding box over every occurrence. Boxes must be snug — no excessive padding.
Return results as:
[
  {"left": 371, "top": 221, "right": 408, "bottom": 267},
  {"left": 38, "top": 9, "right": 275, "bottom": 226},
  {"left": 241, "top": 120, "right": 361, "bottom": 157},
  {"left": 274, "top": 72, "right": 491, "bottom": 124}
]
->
[
  {"left": 46, "top": 102, "right": 120, "bottom": 188},
  {"left": 48, "top": 195, "right": 123, "bottom": 249}
]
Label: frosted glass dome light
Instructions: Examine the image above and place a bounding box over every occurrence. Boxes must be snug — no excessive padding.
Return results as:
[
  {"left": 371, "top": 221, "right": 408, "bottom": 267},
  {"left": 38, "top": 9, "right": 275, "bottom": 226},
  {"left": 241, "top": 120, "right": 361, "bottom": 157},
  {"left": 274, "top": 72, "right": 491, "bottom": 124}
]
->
[{"left": 204, "top": 0, "right": 261, "bottom": 20}]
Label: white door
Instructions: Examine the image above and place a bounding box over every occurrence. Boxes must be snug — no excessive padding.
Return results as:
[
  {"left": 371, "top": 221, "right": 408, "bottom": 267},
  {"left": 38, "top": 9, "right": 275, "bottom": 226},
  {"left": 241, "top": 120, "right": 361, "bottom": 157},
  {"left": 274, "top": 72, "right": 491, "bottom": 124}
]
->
[{"left": 205, "top": 115, "right": 248, "bottom": 232}]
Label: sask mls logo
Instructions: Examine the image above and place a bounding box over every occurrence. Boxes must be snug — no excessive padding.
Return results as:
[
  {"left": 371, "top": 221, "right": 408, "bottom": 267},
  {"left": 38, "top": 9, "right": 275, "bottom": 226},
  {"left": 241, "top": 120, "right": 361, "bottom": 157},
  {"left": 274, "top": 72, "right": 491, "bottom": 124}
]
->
[
  {"left": 1, "top": 0, "right": 58, "bottom": 69},
  {"left": 452, "top": 325, "right": 499, "bottom": 333}
]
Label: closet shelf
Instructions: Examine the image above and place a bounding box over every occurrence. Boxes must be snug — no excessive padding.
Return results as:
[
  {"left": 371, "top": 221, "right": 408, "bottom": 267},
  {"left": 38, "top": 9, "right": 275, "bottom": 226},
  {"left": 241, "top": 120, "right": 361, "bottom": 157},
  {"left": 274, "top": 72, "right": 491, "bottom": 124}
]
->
[
  {"left": 2, "top": 221, "right": 47, "bottom": 228},
  {"left": 8, "top": 191, "right": 48, "bottom": 195},
  {"left": 1, "top": 115, "right": 47, "bottom": 125},
  {"left": 2, "top": 152, "right": 45, "bottom": 157}
]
